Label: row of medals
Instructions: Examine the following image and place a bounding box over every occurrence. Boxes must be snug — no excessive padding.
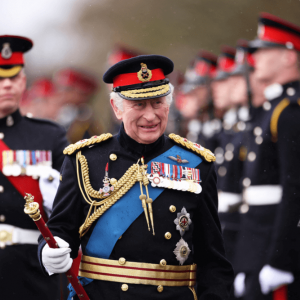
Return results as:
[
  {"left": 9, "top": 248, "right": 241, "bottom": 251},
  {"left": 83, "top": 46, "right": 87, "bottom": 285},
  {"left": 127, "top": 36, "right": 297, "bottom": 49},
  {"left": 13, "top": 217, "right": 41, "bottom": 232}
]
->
[
  {"left": 147, "top": 173, "right": 202, "bottom": 194},
  {"left": 2, "top": 163, "right": 52, "bottom": 177}
]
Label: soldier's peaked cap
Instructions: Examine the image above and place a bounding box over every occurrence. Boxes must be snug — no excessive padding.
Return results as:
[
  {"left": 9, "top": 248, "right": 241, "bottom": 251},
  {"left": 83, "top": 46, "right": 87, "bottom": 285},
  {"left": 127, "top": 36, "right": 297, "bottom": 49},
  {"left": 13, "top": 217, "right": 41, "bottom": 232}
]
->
[
  {"left": 103, "top": 55, "right": 174, "bottom": 100},
  {"left": 0, "top": 35, "right": 33, "bottom": 78},
  {"left": 249, "top": 13, "right": 300, "bottom": 52}
]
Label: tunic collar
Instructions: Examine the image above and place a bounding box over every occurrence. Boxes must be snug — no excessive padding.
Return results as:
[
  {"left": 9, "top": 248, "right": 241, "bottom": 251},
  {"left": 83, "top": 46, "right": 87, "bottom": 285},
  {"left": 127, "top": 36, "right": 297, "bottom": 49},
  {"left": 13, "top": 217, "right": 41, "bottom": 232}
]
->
[
  {"left": 0, "top": 109, "right": 22, "bottom": 127},
  {"left": 117, "top": 123, "right": 165, "bottom": 157}
]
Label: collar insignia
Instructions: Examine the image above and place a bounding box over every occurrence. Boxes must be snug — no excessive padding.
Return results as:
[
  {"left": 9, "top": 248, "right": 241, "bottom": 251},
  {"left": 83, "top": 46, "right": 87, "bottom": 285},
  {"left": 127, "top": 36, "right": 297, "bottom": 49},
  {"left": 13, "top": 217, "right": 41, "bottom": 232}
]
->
[{"left": 137, "top": 63, "right": 152, "bottom": 82}]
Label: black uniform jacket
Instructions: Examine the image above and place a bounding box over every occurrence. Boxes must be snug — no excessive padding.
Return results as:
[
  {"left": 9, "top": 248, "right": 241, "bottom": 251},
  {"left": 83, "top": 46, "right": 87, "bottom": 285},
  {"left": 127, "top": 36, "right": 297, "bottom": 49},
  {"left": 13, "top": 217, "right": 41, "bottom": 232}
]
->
[
  {"left": 235, "top": 81, "right": 300, "bottom": 274},
  {"left": 0, "top": 110, "right": 68, "bottom": 299},
  {"left": 38, "top": 125, "right": 234, "bottom": 300}
]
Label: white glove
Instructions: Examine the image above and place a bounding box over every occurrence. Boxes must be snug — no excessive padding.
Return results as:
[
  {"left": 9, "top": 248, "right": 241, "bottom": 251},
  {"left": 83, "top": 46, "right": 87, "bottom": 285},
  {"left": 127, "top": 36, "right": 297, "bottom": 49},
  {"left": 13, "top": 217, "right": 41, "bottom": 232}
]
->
[
  {"left": 259, "top": 265, "right": 294, "bottom": 294},
  {"left": 39, "top": 168, "right": 60, "bottom": 216},
  {"left": 42, "top": 236, "right": 73, "bottom": 274},
  {"left": 234, "top": 272, "right": 246, "bottom": 298}
]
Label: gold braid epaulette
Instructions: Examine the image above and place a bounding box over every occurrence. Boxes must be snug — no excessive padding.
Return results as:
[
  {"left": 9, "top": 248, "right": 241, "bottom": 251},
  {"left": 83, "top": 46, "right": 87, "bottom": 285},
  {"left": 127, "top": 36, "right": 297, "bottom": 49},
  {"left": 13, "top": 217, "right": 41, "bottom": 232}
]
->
[
  {"left": 63, "top": 133, "right": 113, "bottom": 155},
  {"left": 169, "top": 133, "right": 216, "bottom": 162}
]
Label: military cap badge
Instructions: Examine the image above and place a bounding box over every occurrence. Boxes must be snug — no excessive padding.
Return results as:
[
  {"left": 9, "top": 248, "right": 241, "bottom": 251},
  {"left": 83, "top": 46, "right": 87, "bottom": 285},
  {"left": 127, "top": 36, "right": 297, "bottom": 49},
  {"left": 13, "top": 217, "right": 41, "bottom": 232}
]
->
[{"left": 137, "top": 63, "right": 152, "bottom": 82}]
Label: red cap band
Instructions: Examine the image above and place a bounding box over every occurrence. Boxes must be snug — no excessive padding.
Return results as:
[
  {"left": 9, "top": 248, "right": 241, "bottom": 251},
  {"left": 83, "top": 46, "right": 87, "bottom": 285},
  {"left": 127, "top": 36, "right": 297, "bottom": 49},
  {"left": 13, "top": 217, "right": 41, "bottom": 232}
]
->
[
  {"left": 0, "top": 52, "right": 24, "bottom": 66},
  {"left": 218, "top": 57, "right": 235, "bottom": 72},
  {"left": 113, "top": 68, "right": 165, "bottom": 87},
  {"left": 260, "top": 25, "right": 300, "bottom": 51}
]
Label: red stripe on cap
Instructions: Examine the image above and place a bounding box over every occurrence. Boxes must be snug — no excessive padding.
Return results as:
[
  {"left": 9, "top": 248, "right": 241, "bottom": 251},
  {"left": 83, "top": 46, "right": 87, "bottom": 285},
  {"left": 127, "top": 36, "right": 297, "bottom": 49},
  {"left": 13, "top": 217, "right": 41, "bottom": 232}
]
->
[
  {"left": 113, "top": 68, "right": 165, "bottom": 87},
  {"left": 218, "top": 57, "right": 235, "bottom": 72},
  {"left": 261, "top": 25, "right": 300, "bottom": 51},
  {"left": 273, "top": 285, "right": 287, "bottom": 300},
  {"left": 0, "top": 52, "right": 24, "bottom": 66}
]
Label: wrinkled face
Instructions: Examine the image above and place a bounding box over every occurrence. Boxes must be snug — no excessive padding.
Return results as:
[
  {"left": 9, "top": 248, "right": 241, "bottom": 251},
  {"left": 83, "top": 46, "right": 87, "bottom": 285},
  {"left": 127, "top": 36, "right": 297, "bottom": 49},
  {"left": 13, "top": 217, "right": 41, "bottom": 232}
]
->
[
  {"left": 211, "top": 78, "right": 231, "bottom": 110},
  {"left": 253, "top": 48, "right": 284, "bottom": 84},
  {"left": 111, "top": 96, "right": 170, "bottom": 144},
  {"left": 0, "top": 70, "right": 26, "bottom": 117},
  {"left": 228, "top": 75, "right": 247, "bottom": 106}
]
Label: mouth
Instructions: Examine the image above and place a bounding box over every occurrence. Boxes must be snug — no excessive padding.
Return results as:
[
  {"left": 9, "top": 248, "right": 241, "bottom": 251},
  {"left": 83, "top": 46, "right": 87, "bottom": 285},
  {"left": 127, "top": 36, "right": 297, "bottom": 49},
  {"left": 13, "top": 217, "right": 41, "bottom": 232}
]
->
[{"left": 139, "top": 124, "right": 159, "bottom": 131}]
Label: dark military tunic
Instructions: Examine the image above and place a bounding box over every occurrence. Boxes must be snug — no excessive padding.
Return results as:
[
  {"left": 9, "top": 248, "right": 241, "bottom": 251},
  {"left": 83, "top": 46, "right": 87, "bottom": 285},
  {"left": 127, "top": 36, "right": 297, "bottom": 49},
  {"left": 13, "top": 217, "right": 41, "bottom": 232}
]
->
[
  {"left": 234, "top": 81, "right": 300, "bottom": 299},
  {"left": 0, "top": 109, "right": 68, "bottom": 299},
  {"left": 38, "top": 124, "right": 234, "bottom": 300}
]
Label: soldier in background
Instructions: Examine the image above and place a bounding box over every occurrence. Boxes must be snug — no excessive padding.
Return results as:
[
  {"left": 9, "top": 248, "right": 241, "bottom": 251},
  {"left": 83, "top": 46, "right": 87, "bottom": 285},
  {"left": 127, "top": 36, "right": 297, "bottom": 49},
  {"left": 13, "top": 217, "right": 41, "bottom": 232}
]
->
[
  {"left": 20, "top": 77, "right": 58, "bottom": 120},
  {"left": 53, "top": 68, "right": 103, "bottom": 143},
  {"left": 0, "top": 35, "right": 68, "bottom": 299},
  {"left": 234, "top": 13, "right": 300, "bottom": 300},
  {"left": 175, "top": 51, "right": 218, "bottom": 148}
]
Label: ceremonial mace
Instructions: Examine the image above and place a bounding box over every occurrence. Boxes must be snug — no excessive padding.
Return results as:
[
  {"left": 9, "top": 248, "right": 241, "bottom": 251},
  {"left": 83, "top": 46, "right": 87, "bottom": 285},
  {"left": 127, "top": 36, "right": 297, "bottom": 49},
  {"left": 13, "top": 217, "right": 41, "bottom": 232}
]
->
[{"left": 24, "top": 193, "right": 90, "bottom": 300}]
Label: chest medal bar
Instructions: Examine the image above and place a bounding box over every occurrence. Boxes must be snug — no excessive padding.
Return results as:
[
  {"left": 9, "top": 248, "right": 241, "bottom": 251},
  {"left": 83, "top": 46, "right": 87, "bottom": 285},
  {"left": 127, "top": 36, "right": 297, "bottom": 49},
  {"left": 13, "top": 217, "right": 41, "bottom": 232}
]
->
[
  {"left": 147, "top": 162, "right": 202, "bottom": 194},
  {"left": 2, "top": 150, "right": 52, "bottom": 177}
]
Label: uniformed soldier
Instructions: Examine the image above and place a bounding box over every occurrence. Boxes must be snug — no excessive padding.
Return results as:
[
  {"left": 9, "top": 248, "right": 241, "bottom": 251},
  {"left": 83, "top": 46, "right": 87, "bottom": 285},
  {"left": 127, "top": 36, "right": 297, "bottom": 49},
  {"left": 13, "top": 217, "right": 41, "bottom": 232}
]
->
[
  {"left": 53, "top": 68, "right": 103, "bottom": 143},
  {"left": 0, "top": 35, "right": 68, "bottom": 299},
  {"left": 38, "top": 54, "right": 234, "bottom": 300},
  {"left": 233, "top": 13, "right": 300, "bottom": 300},
  {"left": 176, "top": 51, "right": 218, "bottom": 149}
]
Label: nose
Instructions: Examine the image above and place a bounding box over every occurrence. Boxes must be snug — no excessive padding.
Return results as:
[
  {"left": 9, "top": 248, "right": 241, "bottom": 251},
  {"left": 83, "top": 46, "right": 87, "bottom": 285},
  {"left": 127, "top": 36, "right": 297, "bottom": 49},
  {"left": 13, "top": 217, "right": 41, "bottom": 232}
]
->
[
  {"left": 1, "top": 78, "right": 13, "bottom": 89},
  {"left": 142, "top": 102, "right": 156, "bottom": 122}
]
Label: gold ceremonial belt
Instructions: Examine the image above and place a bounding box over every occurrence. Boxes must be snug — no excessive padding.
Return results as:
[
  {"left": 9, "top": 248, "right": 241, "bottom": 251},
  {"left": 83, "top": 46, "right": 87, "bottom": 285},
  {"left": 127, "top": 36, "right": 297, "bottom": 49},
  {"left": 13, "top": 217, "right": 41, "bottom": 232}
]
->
[{"left": 79, "top": 255, "right": 197, "bottom": 287}]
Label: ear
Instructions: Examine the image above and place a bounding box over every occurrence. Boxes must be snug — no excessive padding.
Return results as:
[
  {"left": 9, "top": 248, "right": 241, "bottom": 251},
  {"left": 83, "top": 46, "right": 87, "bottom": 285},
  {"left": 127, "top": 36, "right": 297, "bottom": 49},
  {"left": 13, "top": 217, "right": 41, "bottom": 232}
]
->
[
  {"left": 20, "top": 71, "right": 27, "bottom": 94},
  {"left": 110, "top": 98, "right": 123, "bottom": 120}
]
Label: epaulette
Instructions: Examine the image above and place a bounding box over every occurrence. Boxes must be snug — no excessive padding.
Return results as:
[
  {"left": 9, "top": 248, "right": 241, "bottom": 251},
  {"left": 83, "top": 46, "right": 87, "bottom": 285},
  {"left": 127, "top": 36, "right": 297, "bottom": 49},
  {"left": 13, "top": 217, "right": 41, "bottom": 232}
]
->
[
  {"left": 270, "top": 98, "right": 291, "bottom": 142},
  {"left": 63, "top": 133, "right": 113, "bottom": 155},
  {"left": 169, "top": 133, "right": 216, "bottom": 162}
]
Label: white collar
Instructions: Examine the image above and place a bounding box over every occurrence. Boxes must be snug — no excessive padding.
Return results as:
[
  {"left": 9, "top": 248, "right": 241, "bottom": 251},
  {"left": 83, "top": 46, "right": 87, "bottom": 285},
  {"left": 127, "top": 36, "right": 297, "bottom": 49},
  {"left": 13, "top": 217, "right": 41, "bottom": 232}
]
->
[{"left": 264, "top": 83, "right": 283, "bottom": 101}]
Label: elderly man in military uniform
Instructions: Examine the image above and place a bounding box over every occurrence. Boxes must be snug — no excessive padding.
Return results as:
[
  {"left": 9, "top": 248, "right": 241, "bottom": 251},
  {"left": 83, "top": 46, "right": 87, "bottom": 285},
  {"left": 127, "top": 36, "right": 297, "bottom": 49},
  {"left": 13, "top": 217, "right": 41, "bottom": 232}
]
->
[
  {"left": 0, "top": 35, "right": 68, "bottom": 299},
  {"left": 38, "top": 55, "right": 234, "bottom": 300},
  {"left": 233, "top": 13, "right": 300, "bottom": 300}
]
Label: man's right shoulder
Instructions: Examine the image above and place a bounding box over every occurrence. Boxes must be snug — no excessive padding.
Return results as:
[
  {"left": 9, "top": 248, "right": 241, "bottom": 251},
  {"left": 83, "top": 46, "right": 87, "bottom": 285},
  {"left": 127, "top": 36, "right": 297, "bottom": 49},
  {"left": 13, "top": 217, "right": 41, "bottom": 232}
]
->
[{"left": 63, "top": 133, "right": 114, "bottom": 156}]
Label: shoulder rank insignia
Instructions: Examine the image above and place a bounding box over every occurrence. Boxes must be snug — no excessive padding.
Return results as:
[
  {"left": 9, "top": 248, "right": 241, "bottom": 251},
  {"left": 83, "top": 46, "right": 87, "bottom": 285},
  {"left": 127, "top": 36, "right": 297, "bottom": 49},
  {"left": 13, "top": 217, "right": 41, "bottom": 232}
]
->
[
  {"left": 63, "top": 133, "right": 113, "bottom": 155},
  {"left": 168, "top": 133, "right": 216, "bottom": 162}
]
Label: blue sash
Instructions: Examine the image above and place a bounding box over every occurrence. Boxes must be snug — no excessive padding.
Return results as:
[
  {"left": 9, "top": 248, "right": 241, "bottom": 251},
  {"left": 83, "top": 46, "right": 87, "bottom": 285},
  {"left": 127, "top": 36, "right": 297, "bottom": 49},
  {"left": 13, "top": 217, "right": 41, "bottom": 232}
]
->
[{"left": 85, "top": 145, "right": 202, "bottom": 258}]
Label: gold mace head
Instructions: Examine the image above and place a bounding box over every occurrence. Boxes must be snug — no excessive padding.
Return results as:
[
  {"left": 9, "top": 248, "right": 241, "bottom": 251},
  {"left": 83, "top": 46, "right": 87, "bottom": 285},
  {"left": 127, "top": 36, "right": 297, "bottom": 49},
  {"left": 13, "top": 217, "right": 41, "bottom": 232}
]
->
[{"left": 24, "top": 193, "right": 41, "bottom": 221}]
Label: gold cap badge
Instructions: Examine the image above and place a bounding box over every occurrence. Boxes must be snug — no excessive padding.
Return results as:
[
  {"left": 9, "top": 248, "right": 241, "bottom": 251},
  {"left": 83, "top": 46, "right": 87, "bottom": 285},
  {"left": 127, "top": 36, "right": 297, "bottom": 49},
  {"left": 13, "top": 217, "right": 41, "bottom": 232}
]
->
[{"left": 137, "top": 63, "right": 152, "bottom": 82}]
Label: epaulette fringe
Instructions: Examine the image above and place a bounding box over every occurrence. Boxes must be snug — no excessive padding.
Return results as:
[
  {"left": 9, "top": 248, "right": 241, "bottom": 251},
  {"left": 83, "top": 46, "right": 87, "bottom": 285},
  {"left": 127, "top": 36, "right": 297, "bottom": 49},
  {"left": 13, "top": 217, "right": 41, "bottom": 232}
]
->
[
  {"left": 63, "top": 133, "right": 113, "bottom": 155},
  {"left": 169, "top": 133, "right": 216, "bottom": 162}
]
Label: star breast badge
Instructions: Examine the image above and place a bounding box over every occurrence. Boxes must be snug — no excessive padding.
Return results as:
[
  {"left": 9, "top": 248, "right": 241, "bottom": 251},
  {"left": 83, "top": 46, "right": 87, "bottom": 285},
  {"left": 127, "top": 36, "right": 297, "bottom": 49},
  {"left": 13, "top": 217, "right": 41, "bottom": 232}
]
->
[{"left": 174, "top": 207, "right": 192, "bottom": 236}]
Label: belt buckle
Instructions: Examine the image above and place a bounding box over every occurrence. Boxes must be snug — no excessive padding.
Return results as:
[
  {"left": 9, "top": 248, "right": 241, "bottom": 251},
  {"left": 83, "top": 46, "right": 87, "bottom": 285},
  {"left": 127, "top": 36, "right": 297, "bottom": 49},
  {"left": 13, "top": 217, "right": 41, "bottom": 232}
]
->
[{"left": 0, "top": 230, "right": 13, "bottom": 249}]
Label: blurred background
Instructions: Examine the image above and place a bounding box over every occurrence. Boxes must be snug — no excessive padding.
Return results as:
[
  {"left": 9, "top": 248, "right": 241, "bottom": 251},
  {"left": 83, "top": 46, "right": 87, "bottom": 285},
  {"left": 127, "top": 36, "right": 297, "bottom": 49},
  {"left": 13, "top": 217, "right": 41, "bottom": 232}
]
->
[{"left": 1, "top": 0, "right": 300, "bottom": 132}]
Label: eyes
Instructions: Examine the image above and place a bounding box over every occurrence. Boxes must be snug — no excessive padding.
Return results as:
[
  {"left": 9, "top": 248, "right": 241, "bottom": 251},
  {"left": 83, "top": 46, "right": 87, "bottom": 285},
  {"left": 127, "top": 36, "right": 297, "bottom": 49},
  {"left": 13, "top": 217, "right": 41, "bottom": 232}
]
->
[{"left": 133, "top": 100, "right": 163, "bottom": 109}]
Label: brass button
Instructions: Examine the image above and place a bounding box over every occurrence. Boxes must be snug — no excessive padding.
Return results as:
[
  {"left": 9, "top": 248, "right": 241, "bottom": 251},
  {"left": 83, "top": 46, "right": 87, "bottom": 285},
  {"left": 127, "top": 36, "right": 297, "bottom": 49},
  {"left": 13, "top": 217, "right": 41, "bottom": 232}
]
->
[
  {"left": 157, "top": 285, "right": 163, "bottom": 292},
  {"left": 160, "top": 259, "right": 167, "bottom": 266},
  {"left": 110, "top": 178, "right": 117, "bottom": 185},
  {"left": 110, "top": 154, "right": 117, "bottom": 161},
  {"left": 169, "top": 205, "right": 176, "bottom": 213},
  {"left": 0, "top": 215, "right": 5, "bottom": 222},
  {"left": 164, "top": 232, "right": 171, "bottom": 240},
  {"left": 118, "top": 257, "right": 126, "bottom": 265},
  {"left": 0, "top": 186, "right": 3, "bottom": 193},
  {"left": 121, "top": 284, "right": 128, "bottom": 291}
]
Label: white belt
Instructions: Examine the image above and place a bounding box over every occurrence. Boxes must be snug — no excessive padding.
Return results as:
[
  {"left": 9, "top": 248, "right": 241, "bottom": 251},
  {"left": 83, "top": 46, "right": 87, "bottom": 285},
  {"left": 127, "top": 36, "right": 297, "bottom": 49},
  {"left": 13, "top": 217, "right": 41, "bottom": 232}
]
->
[
  {"left": 0, "top": 224, "right": 40, "bottom": 247},
  {"left": 218, "top": 192, "right": 243, "bottom": 212},
  {"left": 243, "top": 185, "right": 282, "bottom": 205}
]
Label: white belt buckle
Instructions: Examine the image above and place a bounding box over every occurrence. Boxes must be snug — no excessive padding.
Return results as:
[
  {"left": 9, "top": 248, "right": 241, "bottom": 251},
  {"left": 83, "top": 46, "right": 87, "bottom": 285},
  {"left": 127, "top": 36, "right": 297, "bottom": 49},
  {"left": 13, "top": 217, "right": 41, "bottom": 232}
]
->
[{"left": 0, "top": 229, "right": 13, "bottom": 249}]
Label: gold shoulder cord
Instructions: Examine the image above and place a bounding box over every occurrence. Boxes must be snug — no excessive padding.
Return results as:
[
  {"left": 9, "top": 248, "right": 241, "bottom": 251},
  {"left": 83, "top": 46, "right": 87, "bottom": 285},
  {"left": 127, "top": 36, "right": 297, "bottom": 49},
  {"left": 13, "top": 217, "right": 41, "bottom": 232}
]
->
[
  {"left": 169, "top": 133, "right": 216, "bottom": 162},
  {"left": 76, "top": 152, "right": 154, "bottom": 237},
  {"left": 270, "top": 98, "right": 290, "bottom": 142}
]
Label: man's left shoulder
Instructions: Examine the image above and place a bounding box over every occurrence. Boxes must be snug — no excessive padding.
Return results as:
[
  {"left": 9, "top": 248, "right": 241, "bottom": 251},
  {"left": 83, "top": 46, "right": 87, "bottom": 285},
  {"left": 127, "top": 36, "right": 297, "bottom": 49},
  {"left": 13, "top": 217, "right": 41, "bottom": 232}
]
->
[
  {"left": 167, "top": 133, "right": 216, "bottom": 163},
  {"left": 24, "top": 115, "right": 66, "bottom": 133}
]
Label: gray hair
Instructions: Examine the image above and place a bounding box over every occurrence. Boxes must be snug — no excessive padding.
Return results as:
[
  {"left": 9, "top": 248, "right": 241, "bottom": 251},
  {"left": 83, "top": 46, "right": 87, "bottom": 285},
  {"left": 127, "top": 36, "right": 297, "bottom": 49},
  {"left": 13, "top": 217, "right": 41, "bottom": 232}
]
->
[{"left": 110, "top": 83, "right": 174, "bottom": 111}]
